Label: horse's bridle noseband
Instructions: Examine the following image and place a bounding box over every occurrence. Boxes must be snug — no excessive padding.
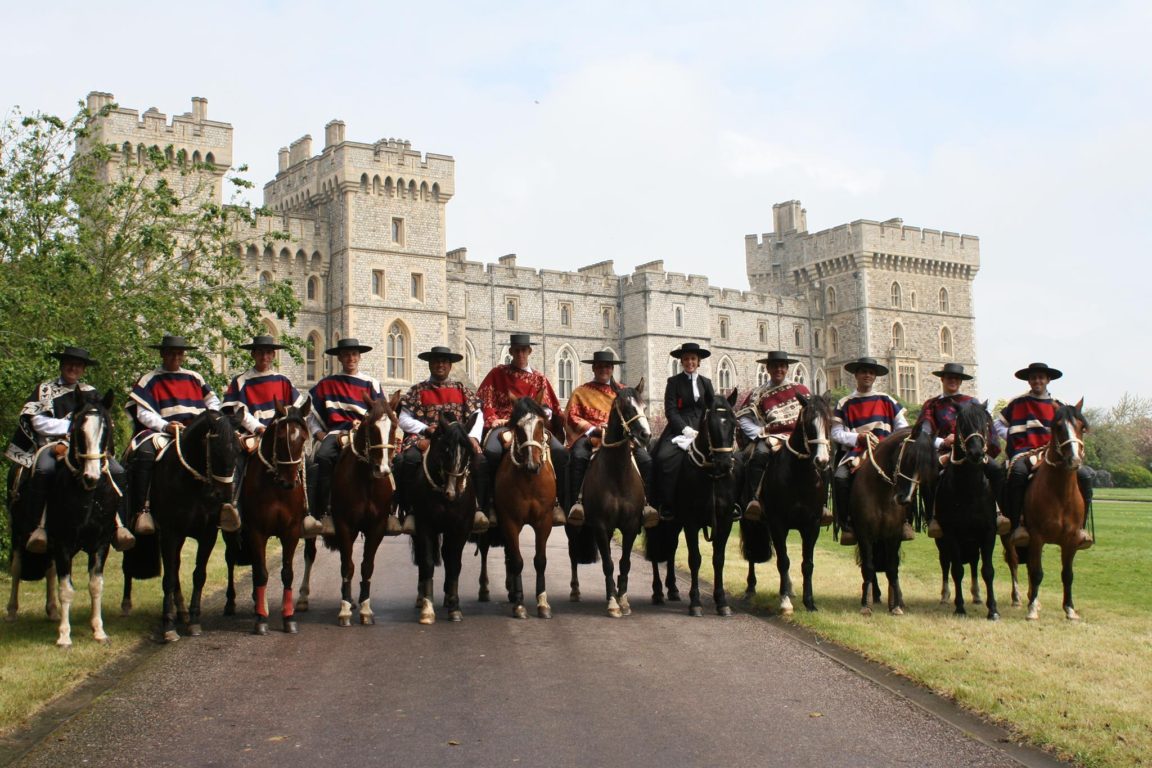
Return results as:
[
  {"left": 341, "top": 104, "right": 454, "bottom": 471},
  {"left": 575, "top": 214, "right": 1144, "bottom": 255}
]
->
[
  {"left": 601, "top": 396, "right": 647, "bottom": 449},
  {"left": 688, "top": 406, "right": 736, "bottom": 474},
  {"left": 509, "top": 414, "right": 551, "bottom": 469},
  {"left": 423, "top": 429, "right": 470, "bottom": 495},
  {"left": 172, "top": 416, "right": 235, "bottom": 486},
  {"left": 256, "top": 415, "right": 307, "bottom": 484}
]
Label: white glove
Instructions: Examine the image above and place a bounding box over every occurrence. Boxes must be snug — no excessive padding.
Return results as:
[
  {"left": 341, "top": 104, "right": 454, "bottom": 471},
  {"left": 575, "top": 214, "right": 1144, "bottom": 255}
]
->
[
  {"left": 681, "top": 426, "right": 698, "bottom": 438},
  {"left": 671, "top": 434, "right": 695, "bottom": 451}
]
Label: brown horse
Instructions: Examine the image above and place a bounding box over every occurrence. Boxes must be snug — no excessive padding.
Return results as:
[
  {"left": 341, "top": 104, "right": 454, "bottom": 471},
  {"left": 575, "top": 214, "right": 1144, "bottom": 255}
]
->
[
  {"left": 566, "top": 382, "right": 650, "bottom": 618},
  {"left": 494, "top": 395, "right": 558, "bottom": 619},
  {"left": 1009, "top": 401, "right": 1090, "bottom": 621},
  {"left": 239, "top": 400, "right": 311, "bottom": 635},
  {"left": 849, "top": 423, "right": 936, "bottom": 616},
  {"left": 319, "top": 392, "right": 402, "bottom": 627}
]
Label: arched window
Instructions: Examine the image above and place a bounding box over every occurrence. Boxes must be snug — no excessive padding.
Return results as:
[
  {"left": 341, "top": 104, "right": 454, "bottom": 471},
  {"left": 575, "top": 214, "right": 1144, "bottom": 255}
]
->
[
  {"left": 670, "top": 358, "right": 680, "bottom": 378},
  {"left": 556, "top": 348, "right": 576, "bottom": 400},
  {"left": 464, "top": 339, "right": 478, "bottom": 385},
  {"left": 758, "top": 322, "right": 768, "bottom": 344},
  {"left": 306, "top": 332, "right": 321, "bottom": 381},
  {"left": 792, "top": 363, "right": 808, "bottom": 386},
  {"left": 674, "top": 306, "right": 683, "bottom": 328},
  {"left": 560, "top": 304, "right": 570, "bottom": 326},
  {"left": 794, "top": 325, "right": 802, "bottom": 347},
  {"left": 939, "top": 287, "right": 950, "bottom": 313},
  {"left": 829, "top": 326, "right": 839, "bottom": 356},
  {"left": 307, "top": 275, "right": 319, "bottom": 301},
  {"left": 258, "top": 271, "right": 273, "bottom": 288},
  {"left": 719, "top": 317, "right": 729, "bottom": 340},
  {"left": 717, "top": 358, "right": 734, "bottom": 391},
  {"left": 757, "top": 365, "right": 770, "bottom": 386},
  {"left": 892, "top": 322, "right": 905, "bottom": 350},
  {"left": 827, "top": 286, "right": 837, "bottom": 314},
  {"left": 813, "top": 329, "right": 822, "bottom": 350},
  {"left": 891, "top": 281, "right": 902, "bottom": 308},
  {"left": 506, "top": 298, "right": 518, "bottom": 322},
  {"left": 387, "top": 322, "right": 407, "bottom": 379},
  {"left": 501, "top": 347, "right": 513, "bottom": 366},
  {"left": 940, "top": 326, "right": 953, "bottom": 357},
  {"left": 360, "top": 174, "right": 368, "bottom": 193},
  {"left": 815, "top": 369, "right": 827, "bottom": 394}
]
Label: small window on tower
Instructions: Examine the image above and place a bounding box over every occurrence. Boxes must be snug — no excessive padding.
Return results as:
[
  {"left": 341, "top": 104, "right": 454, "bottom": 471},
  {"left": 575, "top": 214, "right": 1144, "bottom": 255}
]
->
[{"left": 392, "top": 217, "right": 405, "bottom": 246}]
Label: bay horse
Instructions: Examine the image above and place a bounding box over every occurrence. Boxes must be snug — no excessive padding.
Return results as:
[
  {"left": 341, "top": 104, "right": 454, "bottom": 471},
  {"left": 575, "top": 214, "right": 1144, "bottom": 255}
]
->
[
  {"left": 933, "top": 400, "right": 1001, "bottom": 620},
  {"left": 5, "top": 467, "right": 60, "bottom": 624},
  {"left": 239, "top": 400, "right": 311, "bottom": 635},
  {"left": 317, "top": 392, "right": 401, "bottom": 627},
  {"left": 153, "top": 408, "right": 243, "bottom": 642},
  {"left": 411, "top": 411, "right": 480, "bottom": 624},
  {"left": 46, "top": 392, "right": 121, "bottom": 646},
  {"left": 1012, "top": 401, "right": 1090, "bottom": 621},
  {"left": 651, "top": 389, "right": 740, "bottom": 617},
  {"left": 566, "top": 382, "right": 650, "bottom": 618},
  {"left": 849, "top": 422, "right": 935, "bottom": 616},
  {"left": 740, "top": 393, "right": 832, "bottom": 614},
  {"left": 494, "top": 395, "right": 558, "bottom": 619}
]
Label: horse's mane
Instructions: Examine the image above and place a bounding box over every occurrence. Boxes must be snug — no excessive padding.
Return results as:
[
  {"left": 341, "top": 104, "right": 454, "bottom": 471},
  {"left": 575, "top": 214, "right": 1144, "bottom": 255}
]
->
[
  {"left": 1053, "top": 402, "right": 1088, "bottom": 430},
  {"left": 511, "top": 396, "right": 547, "bottom": 423},
  {"left": 805, "top": 393, "right": 833, "bottom": 424},
  {"left": 955, "top": 399, "right": 991, "bottom": 434}
]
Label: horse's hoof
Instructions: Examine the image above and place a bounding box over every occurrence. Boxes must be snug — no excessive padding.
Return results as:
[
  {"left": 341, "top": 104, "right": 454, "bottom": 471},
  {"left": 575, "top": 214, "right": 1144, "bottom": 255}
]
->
[
  {"left": 954, "top": 608, "right": 966, "bottom": 617},
  {"left": 988, "top": 612, "right": 1000, "bottom": 622},
  {"left": 47, "top": 609, "right": 61, "bottom": 623},
  {"left": 1011, "top": 599, "right": 1021, "bottom": 609},
  {"left": 338, "top": 616, "right": 352, "bottom": 627},
  {"left": 478, "top": 589, "right": 490, "bottom": 603},
  {"left": 743, "top": 589, "right": 756, "bottom": 600},
  {"left": 652, "top": 593, "right": 665, "bottom": 606},
  {"left": 187, "top": 624, "right": 202, "bottom": 637},
  {"left": 974, "top": 598, "right": 984, "bottom": 606},
  {"left": 890, "top": 607, "right": 904, "bottom": 617},
  {"left": 283, "top": 619, "right": 298, "bottom": 634},
  {"left": 448, "top": 610, "right": 463, "bottom": 622},
  {"left": 860, "top": 607, "right": 873, "bottom": 617},
  {"left": 120, "top": 602, "right": 132, "bottom": 617},
  {"left": 780, "top": 596, "right": 794, "bottom": 616},
  {"left": 93, "top": 633, "right": 110, "bottom": 644},
  {"left": 607, "top": 604, "right": 622, "bottom": 618},
  {"left": 163, "top": 630, "right": 180, "bottom": 643},
  {"left": 418, "top": 598, "right": 435, "bottom": 625},
  {"left": 253, "top": 621, "right": 268, "bottom": 636},
  {"left": 223, "top": 602, "right": 235, "bottom": 617},
  {"left": 1065, "top": 608, "right": 1080, "bottom": 621},
  {"left": 56, "top": 640, "right": 73, "bottom": 650},
  {"left": 689, "top": 606, "right": 703, "bottom": 617},
  {"left": 619, "top": 596, "right": 631, "bottom": 616},
  {"left": 804, "top": 602, "right": 818, "bottom": 612},
  {"left": 570, "top": 590, "right": 581, "bottom": 602},
  {"left": 296, "top": 597, "right": 309, "bottom": 612},
  {"left": 939, "top": 597, "right": 950, "bottom": 606},
  {"left": 717, "top": 605, "right": 732, "bottom": 617},
  {"left": 359, "top": 613, "right": 375, "bottom": 626},
  {"left": 667, "top": 590, "right": 681, "bottom": 602},
  {"left": 538, "top": 607, "right": 552, "bottom": 620},
  {"left": 513, "top": 605, "right": 528, "bottom": 619}
]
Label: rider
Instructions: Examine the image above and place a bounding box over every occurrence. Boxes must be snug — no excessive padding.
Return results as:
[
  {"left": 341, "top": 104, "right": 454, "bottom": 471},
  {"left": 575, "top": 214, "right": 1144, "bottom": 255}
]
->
[
  {"left": 5, "top": 346, "right": 134, "bottom": 553},
  {"left": 564, "top": 351, "right": 659, "bottom": 529},
  {"left": 222, "top": 335, "right": 319, "bottom": 537},
  {"left": 394, "top": 345, "right": 488, "bottom": 535},
  {"left": 306, "top": 338, "right": 387, "bottom": 537},
  {"left": 476, "top": 333, "right": 569, "bottom": 526},
  {"left": 652, "top": 342, "right": 738, "bottom": 521},
  {"left": 831, "top": 357, "right": 910, "bottom": 546},
  {"left": 737, "top": 350, "right": 824, "bottom": 523},
  {"left": 994, "top": 362, "right": 1094, "bottom": 549},
  {"left": 125, "top": 335, "right": 235, "bottom": 535},
  {"left": 918, "top": 363, "right": 1007, "bottom": 538}
]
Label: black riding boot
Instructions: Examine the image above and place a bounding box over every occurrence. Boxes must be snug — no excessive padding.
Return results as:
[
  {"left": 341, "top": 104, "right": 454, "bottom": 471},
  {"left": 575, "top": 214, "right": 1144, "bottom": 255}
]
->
[
  {"left": 1006, "top": 474, "right": 1028, "bottom": 546},
  {"left": 23, "top": 470, "right": 50, "bottom": 552},
  {"left": 129, "top": 458, "right": 155, "bottom": 535},
  {"left": 1076, "top": 466, "right": 1095, "bottom": 549},
  {"left": 743, "top": 446, "right": 769, "bottom": 520},
  {"left": 834, "top": 475, "right": 855, "bottom": 545},
  {"left": 568, "top": 457, "right": 589, "bottom": 523}
]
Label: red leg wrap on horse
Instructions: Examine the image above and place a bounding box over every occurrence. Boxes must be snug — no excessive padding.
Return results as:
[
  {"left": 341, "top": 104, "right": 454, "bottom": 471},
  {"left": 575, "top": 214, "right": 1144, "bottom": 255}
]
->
[
  {"left": 254, "top": 585, "right": 268, "bottom": 618},
  {"left": 282, "top": 588, "right": 294, "bottom": 618}
]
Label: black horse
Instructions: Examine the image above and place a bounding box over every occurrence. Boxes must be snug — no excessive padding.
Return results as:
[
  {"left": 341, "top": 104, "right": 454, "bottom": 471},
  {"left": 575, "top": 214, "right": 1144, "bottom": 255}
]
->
[
  {"left": 740, "top": 393, "right": 833, "bottom": 614},
  {"left": 934, "top": 400, "right": 1001, "bottom": 620},
  {"left": 46, "top": 392, "right": 121, "bottom": 646},
  {"left": 5, "top": 470, "right": 59, "bottom": 624},
  {"left": 411, "top": 411, "right": 481, "bottom": 624},
  {"left": 647, "top": 390, "right": 740, "bottom": 617},
  {"left": 152, "top": 409, "right": 243, "bottom": 642}
]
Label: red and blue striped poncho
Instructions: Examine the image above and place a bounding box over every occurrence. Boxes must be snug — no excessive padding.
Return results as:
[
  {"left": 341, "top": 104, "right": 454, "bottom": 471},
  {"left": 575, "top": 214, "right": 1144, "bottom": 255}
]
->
[
  {"left": 127, "top": 368, "right": 215, "bottom": 433},
  {"left": 224, "top": 370, "right": 305, "bottom": 431},
  {"left": 308, "top": 373, "right": 383, "bottom": 432},
  {"left": 998, "top": 394, "right": 1060, "bottom": 459},
  {"left": 834, "top": 392, "right": 904, "bottom": 461}
]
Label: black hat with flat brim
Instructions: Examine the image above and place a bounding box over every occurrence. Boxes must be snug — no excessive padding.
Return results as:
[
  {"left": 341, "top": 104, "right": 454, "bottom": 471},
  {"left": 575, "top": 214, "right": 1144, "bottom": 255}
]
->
[
  {"left": 932, "top": 362, "right": 973, "bottom": 381},
  {"left": 508, "top": 333, "right": 533, "bottom": 348},
  {"left": 670, "top": 342, "right": 711, "bottom": 360},
  {"left": 240, "top": 334, "right": 287, "bottom": 351},
  {"left": 418, "top": 345, "right": 464, "bottom": 363},
  {"left": 325, "top": 338, "right": 373, "bottom": 356},
  {"left": 149, "top": 335, "right": 198, "bottom": 351},
  {"left": 1015, "top": 362, "right": 1062, "bottom": 381},
  {"left": 50, "top": 346, "right": 99, "bottom": 367},
  {"left": 844, "top": 357, "right": 889, "bottom": 376},
  {"left": 581, "top": 350, "right": 625, "bottom": 365},
  {"left": 757, "top": 350, "right": 799, "bottom": 366}
]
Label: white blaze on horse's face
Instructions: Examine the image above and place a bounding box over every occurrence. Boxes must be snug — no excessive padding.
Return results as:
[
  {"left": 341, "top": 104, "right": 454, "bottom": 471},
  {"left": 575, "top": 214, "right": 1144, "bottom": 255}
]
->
[
  {"left": 516, "top": 412, "right": 544, "bottom": 471},
  {"left": 628, "top": 395, "right": 651, "bottom": 440},
  {"left": 79, "top": 409, "right": 104, "bottom": 489},
  {"left": 1060, "top": 417, "right": 1083, "bottom": 470},
  {"left": 811, "top": 412, "right": 830, "bottom": 469},
  {"left": 373, "top": 416, "right": 392, "bottom": 478}
]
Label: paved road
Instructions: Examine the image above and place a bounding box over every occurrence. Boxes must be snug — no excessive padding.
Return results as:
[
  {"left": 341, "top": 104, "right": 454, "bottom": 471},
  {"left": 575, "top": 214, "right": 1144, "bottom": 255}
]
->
[{"left": 10, "top": 531, "right": 1062, "bottom": 768}]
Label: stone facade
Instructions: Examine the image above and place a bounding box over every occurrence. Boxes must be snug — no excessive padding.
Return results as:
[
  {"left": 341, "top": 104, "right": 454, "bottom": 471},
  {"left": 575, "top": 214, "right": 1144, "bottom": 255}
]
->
[{"left": 86, "top": 93, "right": 980, "bottom": 406}]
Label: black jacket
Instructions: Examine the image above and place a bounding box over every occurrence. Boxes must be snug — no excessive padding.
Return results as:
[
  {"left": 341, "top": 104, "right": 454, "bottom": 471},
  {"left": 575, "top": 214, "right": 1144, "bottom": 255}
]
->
[{"left": 662, "top": 372, "right": 715, "bottom": 437}]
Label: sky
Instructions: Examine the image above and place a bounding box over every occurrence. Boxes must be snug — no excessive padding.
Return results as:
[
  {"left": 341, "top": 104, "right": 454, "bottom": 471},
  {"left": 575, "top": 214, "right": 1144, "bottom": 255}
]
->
[{"left": 3, "top": 1, "right": 1148, "bottom": 409}]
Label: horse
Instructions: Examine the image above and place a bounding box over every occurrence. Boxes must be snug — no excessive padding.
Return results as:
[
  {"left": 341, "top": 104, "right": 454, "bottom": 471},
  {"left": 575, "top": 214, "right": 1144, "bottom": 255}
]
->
[
  {"left": 5, "top": 467, "right": 60, "bottom": 624},
  {"left": 493, "top": 395, "right": 558, "bottom": 619},
  {"left": 849, "top": 422, "right": 936, "bottom": 617},
  {"left": 740, "top": 393, "right": 832, "bottom": 614},
  {"left": 152, "top": 408, "right": 243, "bottom": 642},
  {"left": 1010, "top": 401, "right": 1090, "bottom": 621},
  {"left": 409, "top": 411, "right": 481, "bottom": 624},
  {"left": 316, "top": 392, "right": 402, "bottom": 627},
  {"left": 566, "top": 382, "right": 650, "bottom": 618},
  {"left": 933, "top": 400, "right": 1001, "bottom": 620},
  {"left": 649, "top": 390, "right": 741, "bottom": 617},
  {"left": 237, "top": 400, "right": 311, "bottom": 635},
  {"left": 45, "top": 392, "right": 122, "bottom": 646}
]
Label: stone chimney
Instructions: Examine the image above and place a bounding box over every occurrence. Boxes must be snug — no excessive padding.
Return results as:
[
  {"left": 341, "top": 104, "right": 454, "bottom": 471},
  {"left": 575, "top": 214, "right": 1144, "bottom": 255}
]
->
[{"left": 324, "top": 120, "right": 346, "bottom": 148}]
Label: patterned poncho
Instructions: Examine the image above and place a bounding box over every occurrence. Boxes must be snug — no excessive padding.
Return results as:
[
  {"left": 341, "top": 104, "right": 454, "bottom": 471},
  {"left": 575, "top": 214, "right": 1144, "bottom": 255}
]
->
[
  {"left": 738, "top": 382, "right": 811, "bottom": 436},
  {"left": 564, "top": 381, "right": 616, "bottom": 445},
  {"left": 476, "top": 365, "right": 561, "bottom": 429},
  {"left": 127, "top": 368, "right": 215, "bottom": 434},
  {"left": 223, "top": 369, "right": 305, "bottom": 433}
]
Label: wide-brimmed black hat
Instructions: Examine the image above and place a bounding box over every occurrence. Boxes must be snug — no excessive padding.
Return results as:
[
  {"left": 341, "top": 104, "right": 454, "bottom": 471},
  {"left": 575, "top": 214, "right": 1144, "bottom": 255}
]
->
[
  {"left": 418, "top": 345, "right": 464, "bottom": 363},
  {"left": 325, "top": 338, "right": 373, "bottom": 356},
  {"left": 932, "top": 362, "right": 973, "bottom": 381},
  {"left": 239, "top": 334, "right": 287, "bottom": 351},
  {"left": 50, "top": 346, "right": 99, "bottom": 367},
  {"left": 508, "top": 333, "right": 533, "bottom": 348},
  {"left": 581, "top": 350, "right": 625, "bottom": 365},
  {"left": 1015, "top": 362, "right": 1062, "bottom": 381},
  {"left": 670, "top": 342, "right": 711, "bottom": 360},
  {"left": 149, "top": 335, "right": 198, "bottom": 351},
  {"left": 844, "top": 357, "right": 889, "bottom": 376},
  {"left": 757, "top": 350, "right": 799, "bottom": 366}
]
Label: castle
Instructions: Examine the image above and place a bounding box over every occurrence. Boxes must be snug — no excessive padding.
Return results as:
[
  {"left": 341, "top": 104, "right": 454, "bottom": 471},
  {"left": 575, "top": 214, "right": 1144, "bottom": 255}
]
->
[{"left": 85, "top": 92, "right": 980, "bottom": 406}]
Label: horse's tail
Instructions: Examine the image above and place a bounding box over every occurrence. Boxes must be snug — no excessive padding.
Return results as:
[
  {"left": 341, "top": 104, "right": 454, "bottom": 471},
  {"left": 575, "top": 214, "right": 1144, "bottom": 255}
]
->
[
  {"left": 643, "top": 520, "right": 680, "bottom": 563},
  {"left": 474, "top": 525, "right": 506, "bottom": 550},
  {"left": 223, "top": 530, "right": 254, "bottom": 567},
  {"left": 568, "top": 524, "right": 599, "bottom": 565},
  {"left": 320, "top": 532, "right": 339, "bottom": 552},
  {"left": 16, "top": 550, "right": 52, "bottom": 581},
  {"left": 739, "top": 519, "right": 773, "bottom": 564},
  {"left": 410, "top": 532, "right": 443, "bottom": 567},
  {"left": 121, "top": 532, "right": 161, "bottom": 579}
]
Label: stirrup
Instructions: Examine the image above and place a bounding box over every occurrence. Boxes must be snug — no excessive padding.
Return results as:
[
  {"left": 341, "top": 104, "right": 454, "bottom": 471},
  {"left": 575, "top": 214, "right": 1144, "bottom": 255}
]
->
[
  {"left": 1010, "top": 526, "right": 1030, "bottom": 547},
  {"left": 839, "top": 527, "right": 857, "bottom": 546},
  {"left": 319, "top": 515, "right": 335, "bottom": 538},
  {"left": 996, "top": 514, "right": 1011, "bottom": 536},
  {"left": 386, "top": 515, "right": 402, "bottom": 535},
  {"left": 927, "top": 519, "right": 943, "bottom": 539},
  {"left": 135, "top": 511, "right": 156, "bottom": 536},
  {"left": 819, "top": 507, "right": 833, "bottom": 527},
  {"left": 567, "top": 501, "right": 585, "bottom": 527},
  {"left": 471, "top": 510, "right": 489, "bottom": 534},
  {"left": 743, "top": 499, "right": 762, "bottom": 521},
  {"left": 219, "top": 503, "right": 241, "bottom": 533},
  {"left": 25, "top": 527, "right": 48, "bottom": 554},
  {"left": 642, "top": 505, "right": 660, "bottom": 529},
  {"left": 1076, "top": 529, "right": 1094, "bottom": 550},
  {"left": 551, "top": 502, "right": 567, "bottom": 526},
  {"left": 901, "top": 522, "right": 916, "bottom": 541},
  {"left": 113, "top": 526, "right": 136, "bottom": 552},
  {"left": 302, "top": 516, "right": 323, "bottom": 538}
]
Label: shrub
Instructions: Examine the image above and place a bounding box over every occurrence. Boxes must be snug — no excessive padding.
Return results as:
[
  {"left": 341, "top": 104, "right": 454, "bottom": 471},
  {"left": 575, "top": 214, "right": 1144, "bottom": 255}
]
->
[{"left": 1110, "top": 464, "right": 1152, "bottom": 488}]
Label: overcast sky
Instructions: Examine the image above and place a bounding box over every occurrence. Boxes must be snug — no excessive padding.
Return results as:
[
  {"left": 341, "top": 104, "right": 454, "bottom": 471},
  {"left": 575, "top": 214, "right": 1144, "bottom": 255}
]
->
[{"left": 4, "top": 1, "right": 1147, "bottom": 409}]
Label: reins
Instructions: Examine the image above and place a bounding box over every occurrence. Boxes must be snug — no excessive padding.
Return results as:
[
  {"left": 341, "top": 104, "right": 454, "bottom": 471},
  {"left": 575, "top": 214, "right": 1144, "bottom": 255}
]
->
[
  {"left": 508, "top": 413, "right": 551, "bottom": 469},
  {"left": 422, "top": 431, "right": 470, "bottom": 494},
  {"left": 601, "top": 396, "right": 646, "bottom": 449},
  {"left": 171, "top": 418, "right": 235, "bottom": 486},
  {"left": 256, "top": 415, "right": 307, "bottom": 485},
  {"left": 349, "top": 416, "right": 394, "bottom": 465},
  {"left": 687, "top": 406, "right": 736, "bottom": 470}
]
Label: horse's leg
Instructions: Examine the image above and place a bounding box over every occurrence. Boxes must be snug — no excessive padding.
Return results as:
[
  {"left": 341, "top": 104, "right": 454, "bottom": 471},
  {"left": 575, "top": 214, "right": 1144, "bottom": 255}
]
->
[
  {"left": 281, "top": 535, "right": 299, "bottom": 634},
  {"left": 772, "top": 523, "right": 794, "bottom": 615},
  {"left": 949, "top": 539, "right": 967, "bottom": 616},
  {"left": 187, "top": 532, "right": 215, "bottom": 637},
  {"left": 533, "top": 522, "right": 551, "bottom": 619},
  {"left": 337, "top": 530, "right": 355, "bottom": 627},
  {"left": 970, "top": 560, "right": 983, "bottom": 606},
  {"left": 800, "top": 524, "right": 818, "bottom": 612},
  {"left": 504, "top": 524, "right": 526, "bottom": 618},
  {"left": 651, "top": 562, "right": 665, "bottom": 605},
  {"left": 712, "top": 525, "right": 732, "bottom": 617},
  {"left": 477, "top": 538, "right": 491, "bottom": 602},
  {"left": 55, "top": 554, "right": 75, "bottom": 648},
  {"left": 121, "top": 573, "right": 133, "bottom": 617},
  {"left": 1061, "top": 545, "right": 1079, "bottom": 621},
  {"left": 982, "top": 536, "right": 999, "bottom": 621},
  {"left": 617, "top": 529, "right": 635, "bottom": 617},
  {"left": 887, "top": 541, "right": 906, "bottom": 615},
  {"left": 597, "top": 527, "right": 620, "bottom": 618},
  {"left": 357, "top": 530, "right": 385, "bottom": 625},
  {"left": 684, "top": 527, "right": 703, "bottom": 617},
  {"left": 416, "top": 528, "right": 437, "bottom": 625},
  {"left": 937, "top": 540, "right": 952, "bottom": 605},
  {"left": 160, "top": 535, "right": 181, "bottom": 643},
  {"left": 5, "top": 550, "right": 19, "bottom": 621},
  {"left": 251, "top": 531, "right": 270, "bottom": 635},
  {"left": 223, "top": 533, "right": 237, "bottom": 617},
  {"left": 45, "top": 561, "right": 60, "bottom": 622},
  {"left": 859, "top": 539, "right": 875, "bottom": 617},
  {"left": 666, "top": 555, "right": 681, "bottom": 601},
  {"left": 1026, "top": 538, "right": 1045, "bottom": 621},
  {"left": 88, "top": 550, "right": 109, "bottom": 643},
  {"left": 442, "top": 532, "right": 465, "bottom": 623},
  {"left": 297, "top": 537, "right": 316, "bottom": 612},
  {"left": 744, "top": 561, "right": 757, "bottom": 600}
]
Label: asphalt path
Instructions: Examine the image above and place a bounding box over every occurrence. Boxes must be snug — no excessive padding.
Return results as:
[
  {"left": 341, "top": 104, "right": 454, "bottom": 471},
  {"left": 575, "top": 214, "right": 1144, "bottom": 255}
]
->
[{"left": 9, "top": 530, "right": 1067, "bottom": 768}]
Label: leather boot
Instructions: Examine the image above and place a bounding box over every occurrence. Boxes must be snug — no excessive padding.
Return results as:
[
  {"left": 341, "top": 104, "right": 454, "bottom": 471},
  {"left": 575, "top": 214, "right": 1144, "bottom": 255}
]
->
[
  {"left": 24, "top": 471, "right": 50, "bottom": 553},
  {"left": 131, "top": 459, "right": 155, "bottom": 535},
  {"left": 834, "top": 478, "right": 856, "bottom": 546},
  {"left": 567, "top": 457, "right": 588, "bottom": 526},
  {"left": 743, "top": 448, "right": 768, "bottom": 520}
]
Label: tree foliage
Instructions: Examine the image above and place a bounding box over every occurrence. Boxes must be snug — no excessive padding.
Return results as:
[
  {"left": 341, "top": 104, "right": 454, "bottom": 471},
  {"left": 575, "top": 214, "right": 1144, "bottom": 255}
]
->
[{"left": 1084, "top": 393, "right": 1152, "bottom": 486}]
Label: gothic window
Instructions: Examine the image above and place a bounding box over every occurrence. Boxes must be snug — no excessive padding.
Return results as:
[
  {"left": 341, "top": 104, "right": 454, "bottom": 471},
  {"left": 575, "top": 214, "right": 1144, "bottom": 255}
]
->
[
  {"left": 892, "top": 322, "right": 905, "bottom": 350},
  {"left": 794, "top": 324, "right": 803, "bottom": 347},
  {"left": 898, "top": 364, "right": 918, "bottom": 403},
  {"left": 506, "top": 296, "right": 519, "bottom": 322},
  {"left": 940, "top": 287, "right": 950, "bottom": 313},
  {"left": 410, "top": 273, "right": 424, "bottom": 302},
  {"left": 891, "top": 282, "right": 902, "bottom": 308},
  {"left": 757, "top": 365, "right": 770, "bottom": 386},
  {"left": 501, "top": 347, "right": 513, "bottom": 366},
  {"left": 387, "top": 322, "right": 408, "bottom": 380},
  {"left": 792, "top": 363, "right": 808, "bottom": 386},
  {"left": 307, "top": 275, "right": 320, "bottom": 301},
  {"left": 940, "top": 326, "right": 953, "bottom": 357},
  {"left": 910, "top": 291, "right": 917, "bottom": 310},
  {"left": 813, "top": 329, "right": 822, "bottom": 350},
  {"left": 602, "top": 305, "right": 613, "bottom": 331},
  {"left": 372, "top": 270, "right": 385, "bottom": 298},
  {"left": 674, "top": 304, "right": 684, "bottom": 329},
  {"left": 392, "top": 217, "right": 405, "bottom": 246},
  {"left": 559, "top": 302, "right": 572, "bottom": 328},
  {"left": 557, "top": 348, "right": 576, "bottom": 400},
  {"left": 815, "top": 369, "right": 827, "bottom": 394},
  {"left": 717, "top": 359, "right": 733, "bottom": 391},
  {"left": 719, "top": 316, "right": 729, "bottom": 340},
  {"left": 758, "top": 321, "right": 768, "bottom": 344},
  {"left": 258, "top": 271, "right": 272, "bottom": 289},
  {"left": 360, "top": 174, "right": 368, "bottom": 193},
  {"left": 829, "top": 326, "right": 839, "bottom": 356},
  {"left": 306, "top": 332, "right": 321, "bottom": 381},
  {"left": 827, "top": 286, "right": 838, "bottom": 314}
]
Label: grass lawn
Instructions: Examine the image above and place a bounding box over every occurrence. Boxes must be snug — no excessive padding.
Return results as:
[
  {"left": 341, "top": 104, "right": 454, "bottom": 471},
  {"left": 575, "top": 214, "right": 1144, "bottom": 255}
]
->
[
  {"left": 0, "top": 536, "right": 253, "bottom": 736},
  {"left": 675, "top": 498, "right": 1152, "bottom": 768},
  {"left": 1093, "top": 487, "right": 1152, "bottom": 502}
]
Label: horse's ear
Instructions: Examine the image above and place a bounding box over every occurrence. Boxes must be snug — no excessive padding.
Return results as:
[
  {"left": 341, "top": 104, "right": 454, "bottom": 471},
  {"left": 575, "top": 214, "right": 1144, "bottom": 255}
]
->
[
  {"left": 534, "top": 388, "right": 547, "bottom": 405},
  {"left": 438, "top": 412, "right": 452, "bottom": 432},
  {"left": 389, "top": 389, "right": 403, "bottom": 413},
  {"left": 466, "top": 410, "right": 480, "bottom": 434},
  {"left": 102, "top": 390, "right": 115, "bottom": 410},
  {"left": 297, "top": 397, "right": 312, "bottom": 419},
  {"left": 727, "top": 387, "right": 738, "bottom": 407},
  {"left": 636, "top": 377, "right": 645, "bottom": 396},
  {"left": 796, "top": 392, "right": 809, "bottom": 407},
  {"left": 1075, "top": 397, "right": 1084, "bottom": 413},
  {"left": 978, "top": 399, "right": 989, "bottom": 411},
  {"left": 275, "top": 398, "right": 287, "bottom": 418}
]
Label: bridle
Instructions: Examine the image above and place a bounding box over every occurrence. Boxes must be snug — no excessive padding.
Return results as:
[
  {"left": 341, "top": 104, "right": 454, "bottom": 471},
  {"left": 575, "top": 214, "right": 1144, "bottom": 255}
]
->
[
  {"left": 422, "top": 427, "right": 470, "bottom": 495},
  {"left": 349, "top": 414, "right": 395, "bottom": 467},
  {"left": 1044, "top": 414, "right": 1085, "bottom": 468},
  {"left": 688, "top": 404, "right": 737, "bottom": 474},
  {"left": 256, "top": 414, "right": 307, "bottom": 485},
  {"left": 62, "top": 405, "right": 114, "bottom": 489},
  {"left": 509, "top": 412, "right": 550, "bottom": 469},
  {"left": 601, "top": 394, "right": 648, "bottom": 449},
  {"left": 171, "top": 413, "right": 235, "bottom": 487},
  {"left": 784, "top": 405, "right": 830, "bottom": 461}
]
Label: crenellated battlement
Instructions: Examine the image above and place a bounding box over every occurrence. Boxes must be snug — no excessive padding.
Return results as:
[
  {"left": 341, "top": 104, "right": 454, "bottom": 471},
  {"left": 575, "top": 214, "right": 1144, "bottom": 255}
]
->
[{"left": 86, "top": 92, "right": 233, "bottom": 170}]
